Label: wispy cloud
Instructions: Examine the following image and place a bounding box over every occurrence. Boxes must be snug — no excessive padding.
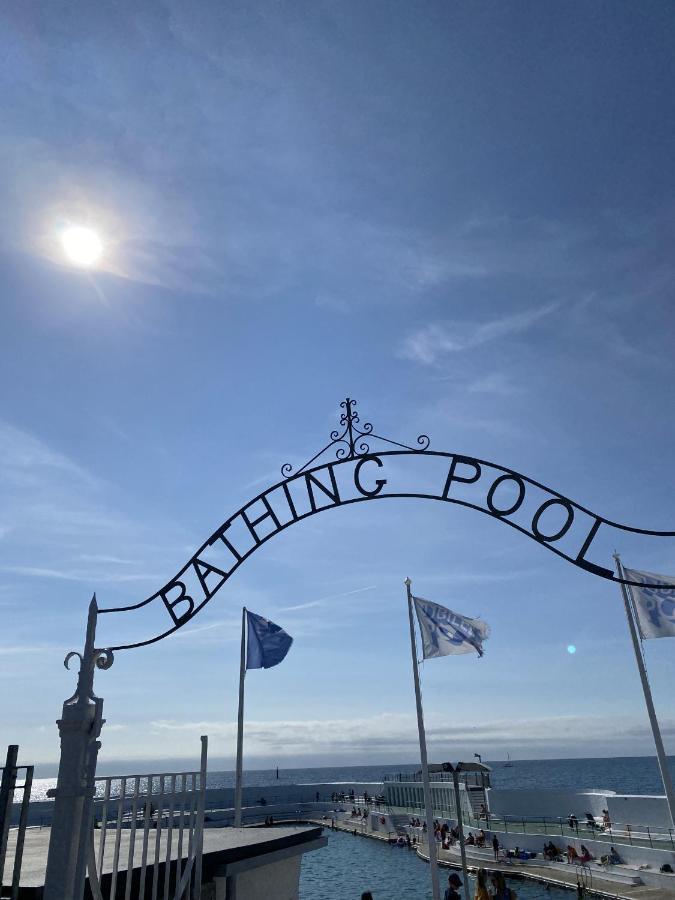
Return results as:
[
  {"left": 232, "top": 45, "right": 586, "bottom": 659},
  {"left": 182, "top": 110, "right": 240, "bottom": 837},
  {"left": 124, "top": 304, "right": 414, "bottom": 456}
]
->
[
  {"left": 142, "top": 711, "right": 669, "bottom": 762},
  {"left": 400, "top": 302, "right": 560, "bottom": 365},
  {"left": 0, "top": 420, "right": 98, "bottom": 489},
  {"left": 0, "top": 644, "right": 60, "bottom": 656},
  {"left": 279, "top": 600, "right": 324, "bottom": 612},
  {"left": 279, "top": 585, "right": 377, "bottom": 613},
  {"left": 466, "top": 373, "right": 521, "bottom": 396},
  {"left": 0, "top": 565, "right": 163, "bottom": 584}
]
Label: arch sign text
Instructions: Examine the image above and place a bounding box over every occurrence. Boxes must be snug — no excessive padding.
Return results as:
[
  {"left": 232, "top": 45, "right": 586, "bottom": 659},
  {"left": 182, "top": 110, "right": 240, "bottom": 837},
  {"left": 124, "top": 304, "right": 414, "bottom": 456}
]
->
[{"left": 99, "top": 399, "right": 675, "bottom": 650}]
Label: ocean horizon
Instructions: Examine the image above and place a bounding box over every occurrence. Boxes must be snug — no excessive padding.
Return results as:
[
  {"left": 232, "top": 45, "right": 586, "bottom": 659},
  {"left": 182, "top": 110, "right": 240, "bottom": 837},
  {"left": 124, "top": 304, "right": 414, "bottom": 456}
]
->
[{"left": 23, "top": 754, "right": 675, "bottom": 804}]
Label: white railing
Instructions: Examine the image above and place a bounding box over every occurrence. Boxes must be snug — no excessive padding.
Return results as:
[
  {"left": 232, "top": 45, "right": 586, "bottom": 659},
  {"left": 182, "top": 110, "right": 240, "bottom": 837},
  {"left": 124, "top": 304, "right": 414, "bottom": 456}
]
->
[
  {"left": 87, "top": 736, "right": 207, "bottom": 900},
  {"left": 0, "top": 745, "right": 34, "bottom": 900}
]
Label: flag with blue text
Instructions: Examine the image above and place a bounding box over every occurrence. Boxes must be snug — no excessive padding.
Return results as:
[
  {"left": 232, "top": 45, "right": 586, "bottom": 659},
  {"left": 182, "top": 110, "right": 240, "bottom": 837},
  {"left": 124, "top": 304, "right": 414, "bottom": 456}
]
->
[
  {"left": 623, "top": 567, "right": 675, "bottom": 640},
  {"left": 413, "top": 596, "right": 490, "bottom": 658},
  {"left": 246, "top": 610, "right": 293, "bottom": 669}
]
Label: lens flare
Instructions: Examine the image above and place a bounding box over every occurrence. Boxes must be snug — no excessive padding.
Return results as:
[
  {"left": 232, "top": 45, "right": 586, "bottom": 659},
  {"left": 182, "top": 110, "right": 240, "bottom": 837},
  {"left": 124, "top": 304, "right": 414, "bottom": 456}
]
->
[
  {"left": 61, "top": 226, "right": 103, "bottom": 267},
  {"left": 567, "top": 644, "right": 577, "bottom": 654}
]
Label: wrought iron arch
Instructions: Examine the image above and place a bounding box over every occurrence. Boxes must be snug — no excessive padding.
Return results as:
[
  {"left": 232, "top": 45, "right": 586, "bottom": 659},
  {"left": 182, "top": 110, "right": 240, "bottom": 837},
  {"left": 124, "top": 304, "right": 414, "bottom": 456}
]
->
[{"left": 99, "top": 398, "right": 675, "bottom": 651}]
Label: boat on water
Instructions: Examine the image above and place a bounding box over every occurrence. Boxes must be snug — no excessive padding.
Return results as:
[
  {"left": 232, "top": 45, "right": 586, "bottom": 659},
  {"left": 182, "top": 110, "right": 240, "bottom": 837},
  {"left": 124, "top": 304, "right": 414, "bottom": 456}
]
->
[{"left": 504, "top": 753, "right": 514, "bottom": 768}]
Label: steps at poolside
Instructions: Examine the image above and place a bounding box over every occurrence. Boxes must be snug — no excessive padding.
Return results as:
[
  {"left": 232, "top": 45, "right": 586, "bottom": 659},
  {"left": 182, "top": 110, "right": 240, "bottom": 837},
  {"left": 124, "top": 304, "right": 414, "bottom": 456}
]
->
[{"left": 390, "top": 813, "right": 413, "bottom": 835}]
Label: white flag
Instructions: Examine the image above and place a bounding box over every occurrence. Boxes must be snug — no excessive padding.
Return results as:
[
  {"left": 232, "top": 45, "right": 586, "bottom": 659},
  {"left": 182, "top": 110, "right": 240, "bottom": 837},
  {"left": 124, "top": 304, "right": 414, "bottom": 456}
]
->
[
  {"left": 413, "top": 596, "right": 490, "bottom": 659},
  {"left": 623, "top": 567, "right": 675, "bottom": 640}
]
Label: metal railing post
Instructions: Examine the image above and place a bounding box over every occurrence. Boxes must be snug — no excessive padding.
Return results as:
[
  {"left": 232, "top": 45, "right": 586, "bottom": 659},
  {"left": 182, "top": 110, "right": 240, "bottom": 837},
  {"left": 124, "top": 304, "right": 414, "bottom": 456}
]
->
[
  {"left": 11, "top": 764, "right": 33, "bottom": 900},
  {"left": 0, "top": 744, "right": 19, "bottom": 888}
]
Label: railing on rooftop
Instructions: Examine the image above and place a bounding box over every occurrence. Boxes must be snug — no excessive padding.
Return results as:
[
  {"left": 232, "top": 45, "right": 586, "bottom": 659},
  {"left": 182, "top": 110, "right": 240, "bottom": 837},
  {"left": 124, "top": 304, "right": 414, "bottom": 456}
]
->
[
  {"left": 383, "top": 772, "right": 489, "bottom": 788},
  {"left": 384, "top": 772, "right": 456, "bottom": 783}
]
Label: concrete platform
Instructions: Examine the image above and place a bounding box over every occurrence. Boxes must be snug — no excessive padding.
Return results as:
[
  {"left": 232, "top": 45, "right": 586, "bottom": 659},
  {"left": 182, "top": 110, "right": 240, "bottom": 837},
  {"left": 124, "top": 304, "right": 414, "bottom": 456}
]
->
[{"left": 4, "top": 824, "right": 326, "bottom": 898}]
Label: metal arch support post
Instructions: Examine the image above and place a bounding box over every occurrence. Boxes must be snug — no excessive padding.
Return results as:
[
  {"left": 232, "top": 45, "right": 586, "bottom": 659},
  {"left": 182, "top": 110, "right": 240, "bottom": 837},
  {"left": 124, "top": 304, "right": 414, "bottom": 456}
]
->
[{"left": 44, "top": 597, "right": 113, "bottom": 900}]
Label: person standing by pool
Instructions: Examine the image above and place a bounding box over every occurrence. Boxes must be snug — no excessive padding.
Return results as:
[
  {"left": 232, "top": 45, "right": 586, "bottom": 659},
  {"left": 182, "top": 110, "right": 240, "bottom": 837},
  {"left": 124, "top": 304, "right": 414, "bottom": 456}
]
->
[
  {"left": 444, "top": 872, "right": 463, "bottom": 900},
  {"left": 492, "top": 834, "right": 500, "bottom": 861},
  {"left": 475, "top": 869, "right": 490, "bottom": 900}
]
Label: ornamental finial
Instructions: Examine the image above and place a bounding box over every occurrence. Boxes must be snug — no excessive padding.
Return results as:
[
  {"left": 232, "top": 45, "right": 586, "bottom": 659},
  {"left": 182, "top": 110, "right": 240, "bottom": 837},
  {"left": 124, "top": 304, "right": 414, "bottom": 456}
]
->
[{"left": 281, "top": 398, "right": 430, "bottom": 478}]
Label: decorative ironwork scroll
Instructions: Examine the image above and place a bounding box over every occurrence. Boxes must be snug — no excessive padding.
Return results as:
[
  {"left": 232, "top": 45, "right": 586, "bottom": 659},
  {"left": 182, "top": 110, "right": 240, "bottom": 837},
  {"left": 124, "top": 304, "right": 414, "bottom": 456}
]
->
[{"left": 98, "top": 398, "right": 675, "bottom": 651}]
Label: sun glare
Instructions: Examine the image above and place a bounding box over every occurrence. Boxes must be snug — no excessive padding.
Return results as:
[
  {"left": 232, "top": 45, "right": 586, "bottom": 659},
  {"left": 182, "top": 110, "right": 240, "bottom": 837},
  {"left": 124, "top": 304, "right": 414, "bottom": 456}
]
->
[{"left": 61, "top": 226, "right": 103, "bottom": 267}]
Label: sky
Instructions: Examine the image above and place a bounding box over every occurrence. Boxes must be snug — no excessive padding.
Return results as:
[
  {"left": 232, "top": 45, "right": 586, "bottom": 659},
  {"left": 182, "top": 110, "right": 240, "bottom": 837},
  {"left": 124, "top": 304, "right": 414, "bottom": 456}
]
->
[{"left": 1, "top": 0, "right": 675, "bottom": 774}]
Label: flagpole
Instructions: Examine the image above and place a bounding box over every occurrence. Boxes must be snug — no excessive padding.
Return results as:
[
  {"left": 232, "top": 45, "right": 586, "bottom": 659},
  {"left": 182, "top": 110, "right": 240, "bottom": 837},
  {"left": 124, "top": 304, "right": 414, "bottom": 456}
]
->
[
  {"left": 405, "top": 578, "right": 441, "bottom": 900},
  {"left": 613, "top": 554, "right": 675, "bottom": 828},
  {"left": 234, "top": 606, "right": 247, "bottom": 828}
]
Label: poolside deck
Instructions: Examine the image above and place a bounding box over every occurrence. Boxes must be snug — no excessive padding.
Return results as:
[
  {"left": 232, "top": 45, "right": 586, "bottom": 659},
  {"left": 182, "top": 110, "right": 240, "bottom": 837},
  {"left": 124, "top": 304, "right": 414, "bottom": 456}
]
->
[{"left": 4, "top": 824, "right": 326, "bottom": 897}]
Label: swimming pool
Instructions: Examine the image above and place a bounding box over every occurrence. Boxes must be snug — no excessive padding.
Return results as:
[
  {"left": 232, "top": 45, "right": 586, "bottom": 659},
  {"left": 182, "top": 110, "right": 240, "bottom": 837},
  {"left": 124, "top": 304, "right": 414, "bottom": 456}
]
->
[{"left": 300, "top": 829, "right": 573, "bottom": 900}]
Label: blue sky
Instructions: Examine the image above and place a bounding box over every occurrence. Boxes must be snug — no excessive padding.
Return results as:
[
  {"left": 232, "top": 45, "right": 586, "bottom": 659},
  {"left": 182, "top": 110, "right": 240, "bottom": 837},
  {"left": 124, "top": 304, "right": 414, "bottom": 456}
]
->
[{"left": 1, "top": 1, "right": 675, "bottom": 772}]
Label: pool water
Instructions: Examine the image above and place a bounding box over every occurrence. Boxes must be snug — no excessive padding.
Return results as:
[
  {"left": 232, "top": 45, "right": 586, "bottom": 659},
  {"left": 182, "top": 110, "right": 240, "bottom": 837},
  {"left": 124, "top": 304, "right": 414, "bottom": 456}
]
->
[{"left": 300, "top": 829, "right": 573, "bottom": 900}]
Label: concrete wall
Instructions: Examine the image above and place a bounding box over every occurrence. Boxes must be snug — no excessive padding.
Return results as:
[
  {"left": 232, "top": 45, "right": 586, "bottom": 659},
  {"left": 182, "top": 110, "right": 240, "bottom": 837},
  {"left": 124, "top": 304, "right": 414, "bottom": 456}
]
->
[
  {"left": 487, "top": 789, "right": 612, "bottom": 820},
  {"left": 487, "top": 788, "right": 672, "bottom": 830},
  {"left": 225, "top": 856, "right": 302, "bottom": 900},
  {"left": 607, "top": 795, "right": 672, "bottom": 830}
]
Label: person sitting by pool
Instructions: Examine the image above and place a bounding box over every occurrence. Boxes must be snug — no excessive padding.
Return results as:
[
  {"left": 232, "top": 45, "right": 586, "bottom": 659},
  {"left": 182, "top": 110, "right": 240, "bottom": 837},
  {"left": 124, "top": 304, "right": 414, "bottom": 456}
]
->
[
  {"left": 608, "top": 846, "right": 621, "bottom": 864},
  {"left": 602, "top": 809, "right": 611, "bottom": 828},
  {"left": 476, "top": 829, "right": 486, "bottom": 847},
  {"left": 466, "top": 832, "right": 475, "bottom": 845},
  {"left": 585, "top": 812, "right": 600, "bottom": 830},
  {"left": 568, "top": 814, "right": 579, "bottom": 831},
  {"left": 567, "top": 845, "right": 579, "bottom": 864},
  {"left": 579, "top": 845, "right": 593, "bottom": 863}
]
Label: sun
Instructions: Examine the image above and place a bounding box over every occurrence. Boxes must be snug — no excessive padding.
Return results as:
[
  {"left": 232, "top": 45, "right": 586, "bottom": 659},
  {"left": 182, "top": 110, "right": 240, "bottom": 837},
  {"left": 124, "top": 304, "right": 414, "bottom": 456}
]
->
[{"left": 60, "top": 226, "right": 103, "bottom": 267}]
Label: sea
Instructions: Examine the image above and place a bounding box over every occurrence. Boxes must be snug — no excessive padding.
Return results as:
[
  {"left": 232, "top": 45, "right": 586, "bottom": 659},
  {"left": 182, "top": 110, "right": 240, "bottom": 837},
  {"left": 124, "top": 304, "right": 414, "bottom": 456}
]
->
[{"left": 26, "top": 754, "right": 675, "bottom": 802}]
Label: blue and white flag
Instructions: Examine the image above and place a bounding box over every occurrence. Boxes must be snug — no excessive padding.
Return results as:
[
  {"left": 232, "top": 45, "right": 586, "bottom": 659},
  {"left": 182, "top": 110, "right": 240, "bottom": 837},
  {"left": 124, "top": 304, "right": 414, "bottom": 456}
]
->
[
  {"left": 623, "top": 567, "right": 675, "bottom": 640},
  {"left": 413, "top": 596, "right": 490, "bottom": 658},
  {"left": 246, "top": 610, "right": 293, "bottom": 669}
]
